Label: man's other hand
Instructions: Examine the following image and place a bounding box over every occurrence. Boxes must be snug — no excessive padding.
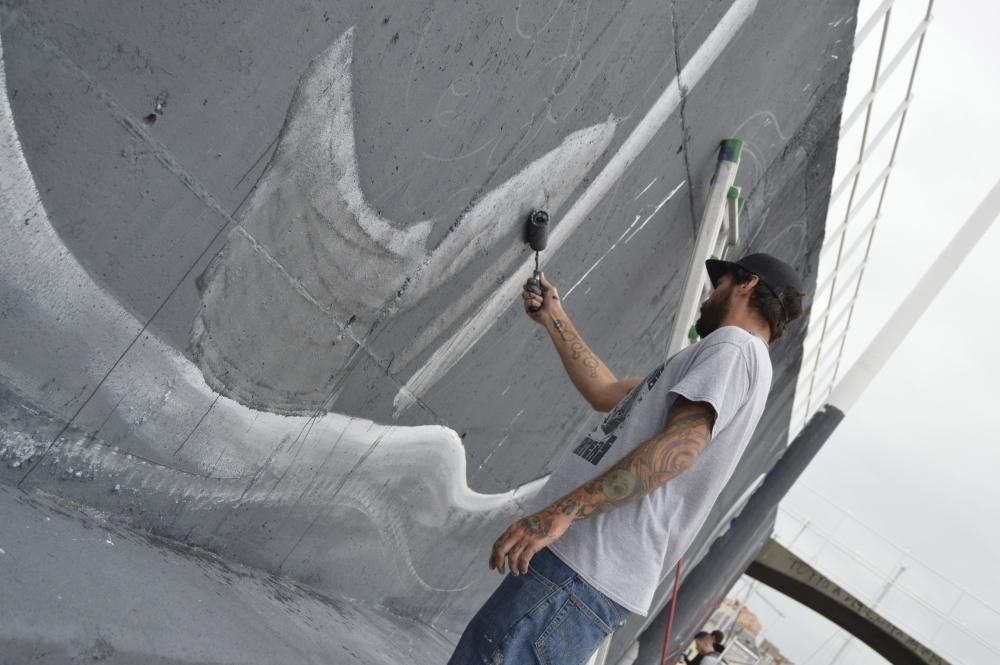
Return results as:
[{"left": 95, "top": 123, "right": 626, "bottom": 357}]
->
[
  {"left": 521, "top": 272, "right": 560, "bottom": 323},
  {"left": 490, "top": 507, "right": 571, "bottom": 576}
]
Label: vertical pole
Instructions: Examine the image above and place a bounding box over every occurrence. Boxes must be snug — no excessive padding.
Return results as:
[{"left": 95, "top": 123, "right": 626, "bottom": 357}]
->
[{"left": 660, "top": 559, "right": 684, "bottom": 665}]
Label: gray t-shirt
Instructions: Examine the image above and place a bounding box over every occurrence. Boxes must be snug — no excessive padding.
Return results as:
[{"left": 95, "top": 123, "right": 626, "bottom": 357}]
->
[{"left": 532, "top": 326, "right": 772, "bottom": 616}]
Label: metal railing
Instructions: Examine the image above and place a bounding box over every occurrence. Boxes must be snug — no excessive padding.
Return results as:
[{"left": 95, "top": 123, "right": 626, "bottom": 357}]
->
[{"left": 790, "top": 0, "right": 934, "bottom": 437}]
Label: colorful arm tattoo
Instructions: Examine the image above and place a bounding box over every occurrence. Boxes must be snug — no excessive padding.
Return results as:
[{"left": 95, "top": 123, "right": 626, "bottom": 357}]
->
[{"left": 549, "top": 397, "right": 715, "bottom": 522}]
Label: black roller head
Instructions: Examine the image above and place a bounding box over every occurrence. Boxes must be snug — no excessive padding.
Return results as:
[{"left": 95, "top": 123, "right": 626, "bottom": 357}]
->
[{"left": 525, "top": 210, "right": 549, "bottom": 252}]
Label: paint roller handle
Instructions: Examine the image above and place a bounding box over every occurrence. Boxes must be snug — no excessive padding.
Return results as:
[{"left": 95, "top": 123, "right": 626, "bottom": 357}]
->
[
  {"left": 522, "top": 271, "right": 559, "bottom": 321},
  {"left": 527, "top": 270, "right": 544, "bottom": 313}
]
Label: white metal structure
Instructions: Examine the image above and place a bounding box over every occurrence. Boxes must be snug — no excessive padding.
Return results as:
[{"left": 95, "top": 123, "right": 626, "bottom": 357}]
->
[{"left": 790, "top": 0, "right": 934, "bottom": 436}]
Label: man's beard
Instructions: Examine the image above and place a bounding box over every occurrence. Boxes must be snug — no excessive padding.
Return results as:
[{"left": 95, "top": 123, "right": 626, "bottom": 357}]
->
[
  {"left": 694, "top": 314, "right": 716, "bottom": 339},
  {"left": 694, "top": 298, "right": 725, "bottom": 339}
]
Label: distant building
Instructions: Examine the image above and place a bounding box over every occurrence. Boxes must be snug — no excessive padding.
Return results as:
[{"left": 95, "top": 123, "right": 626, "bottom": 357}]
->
[
  {"left": 700, "top": 597, "right": 794, "bottom": 665},
  {"left": 758, "top": 639, "right": 794, "bottom": 665}
]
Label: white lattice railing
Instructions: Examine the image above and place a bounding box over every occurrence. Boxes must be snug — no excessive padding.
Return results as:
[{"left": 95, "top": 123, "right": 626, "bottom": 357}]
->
[{"left": 790, "top": 0, "right": 934, "bottom": 438}]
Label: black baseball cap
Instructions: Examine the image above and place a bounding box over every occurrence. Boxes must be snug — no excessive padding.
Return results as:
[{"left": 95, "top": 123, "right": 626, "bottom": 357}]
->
[{"left": 705, "top": 253, "right": 803, "bottom": 317}]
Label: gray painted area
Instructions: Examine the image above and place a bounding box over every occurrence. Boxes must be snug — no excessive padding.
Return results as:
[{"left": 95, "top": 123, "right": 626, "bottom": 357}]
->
[
  {"left": 0, "top": 0, "right": 856, "bottom": 657},
  {"left": 0, "top": 485, "right": 452, "bottom": 665}
]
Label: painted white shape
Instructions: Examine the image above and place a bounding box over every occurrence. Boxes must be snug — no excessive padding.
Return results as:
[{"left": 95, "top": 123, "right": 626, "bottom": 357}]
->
[
  {"left": 632, "top": 177, "right": 659, "bottom": 202},
  {"left": 395, "top": 0, "right": 760, "bottom": 414},
  {"left": 267, "top": 27, "right": 431, "bottom": 264}
]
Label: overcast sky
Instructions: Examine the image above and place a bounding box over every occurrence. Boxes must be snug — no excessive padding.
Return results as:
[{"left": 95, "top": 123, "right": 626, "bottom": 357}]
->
[{"left": 733, "top": 1, "right": 1000, "bottom": 663}]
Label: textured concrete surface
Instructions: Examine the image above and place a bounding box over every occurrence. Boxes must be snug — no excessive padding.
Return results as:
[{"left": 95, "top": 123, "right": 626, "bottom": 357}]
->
[
  {"left": 0, "top": 485, "right": 452, "bottom": 665},
  {"left": 0, "top": 0, "right": 857, "bottom": 658}
]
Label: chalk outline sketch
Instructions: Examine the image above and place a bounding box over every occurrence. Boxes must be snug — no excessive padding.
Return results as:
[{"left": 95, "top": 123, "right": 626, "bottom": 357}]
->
[{"left": 730, "top": 109, "right": 809, "bottom": 257}]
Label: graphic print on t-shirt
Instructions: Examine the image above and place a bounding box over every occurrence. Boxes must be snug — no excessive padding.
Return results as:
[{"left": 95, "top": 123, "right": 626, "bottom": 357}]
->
[{"left": 572, "top": 364, "right": 665, "bottom": 465}]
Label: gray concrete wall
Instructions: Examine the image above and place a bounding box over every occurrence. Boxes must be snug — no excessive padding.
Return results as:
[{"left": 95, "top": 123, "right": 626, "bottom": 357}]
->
[
  {"left": 0, "top": 485, "right": 454, "bottom": 665},
  {"left": 0, "top": 0, "right": 856, "bottom": 647}
]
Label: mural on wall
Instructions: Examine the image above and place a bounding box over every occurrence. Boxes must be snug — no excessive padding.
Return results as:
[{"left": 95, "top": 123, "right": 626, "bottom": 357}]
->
[
  {"left": 0, "top": 7, "right": 728, "bottom": 629},
  {"left": 191, "top": 27, "right": 618, "bottom": 416},
  {"left": 0, "top": 36, "right": 546, "bottom": 628},
  {"left": 0, "top": 0, "right": 855, "bottom": 648}
]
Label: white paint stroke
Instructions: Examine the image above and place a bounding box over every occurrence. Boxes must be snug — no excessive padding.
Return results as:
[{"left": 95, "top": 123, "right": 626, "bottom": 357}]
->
[
  {"left": 623, "top": 180, "right": 688, "bottom": 245},
  {"left": 632, "top": 177, "right": 658, "bottom": 201},
  {"left": 394, "top": 0, "right": 759, "bottom": 414},
  {"left": 563, "top": 253, "right": 609, "bottom": 300},
  {"left": 478, "top": 435, "right": 509, "bottom": 469},
  {"left": 563, "top": 179, "right": 684, "bottom": 299}
]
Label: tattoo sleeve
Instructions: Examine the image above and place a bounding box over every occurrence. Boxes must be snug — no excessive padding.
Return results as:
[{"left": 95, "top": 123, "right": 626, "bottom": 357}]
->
[
  {"left": 550, "top": 397, "right": 715, "bottom": 521},
  {"left": 551, "top": 315, "right": 601, "bottom": 378}
]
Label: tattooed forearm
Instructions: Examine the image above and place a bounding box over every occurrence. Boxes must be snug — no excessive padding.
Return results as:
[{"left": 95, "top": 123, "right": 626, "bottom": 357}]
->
[
  {"left": 551, "top": 398, "right": 715, "bottom": 521},
  {"left": 551, "top": 317, "right": 574, "bottom": 342},
  {"left": 551, "top": 316, "right": 600, "bottom": 378}
]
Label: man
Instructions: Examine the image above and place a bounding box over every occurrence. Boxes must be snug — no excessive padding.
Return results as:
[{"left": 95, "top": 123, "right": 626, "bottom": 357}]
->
[
  {"left": 684, "top": 632, "right": 723, "bottom": 665},
  {"left": 447, "top": 254, "right": 805, "bottom": 665},
  {"left": 711, "top": 629, "right": 726, "bottom": 655}
]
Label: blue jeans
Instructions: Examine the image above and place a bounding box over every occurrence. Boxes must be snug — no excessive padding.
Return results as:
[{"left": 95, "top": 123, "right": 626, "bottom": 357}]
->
[{"left": 448, "top": 548, "right": 629, "bottom": 665}]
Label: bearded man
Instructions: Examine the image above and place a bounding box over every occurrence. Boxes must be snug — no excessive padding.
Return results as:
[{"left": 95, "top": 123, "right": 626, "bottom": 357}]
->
[{"left": 447, "top": 254, "right": 805, "bottom": 665}]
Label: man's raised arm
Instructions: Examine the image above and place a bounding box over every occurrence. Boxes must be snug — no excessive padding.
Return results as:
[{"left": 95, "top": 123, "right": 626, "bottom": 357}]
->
[{"left": 522, "top": 273, "right": 641, "bottom": 411}]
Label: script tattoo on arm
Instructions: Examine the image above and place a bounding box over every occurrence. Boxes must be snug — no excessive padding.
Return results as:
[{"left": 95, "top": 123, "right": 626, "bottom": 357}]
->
[
  {"left": 548, "top": 397, "right": 715, "bottom": 521},
  {"left": 551, "top": 316, "right": 599, "bottom": 378}
]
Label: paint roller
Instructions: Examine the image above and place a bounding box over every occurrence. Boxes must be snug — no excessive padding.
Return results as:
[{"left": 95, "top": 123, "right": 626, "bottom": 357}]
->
[{"left": 524, "top": 210, "right": 549, "bottom": 313}]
